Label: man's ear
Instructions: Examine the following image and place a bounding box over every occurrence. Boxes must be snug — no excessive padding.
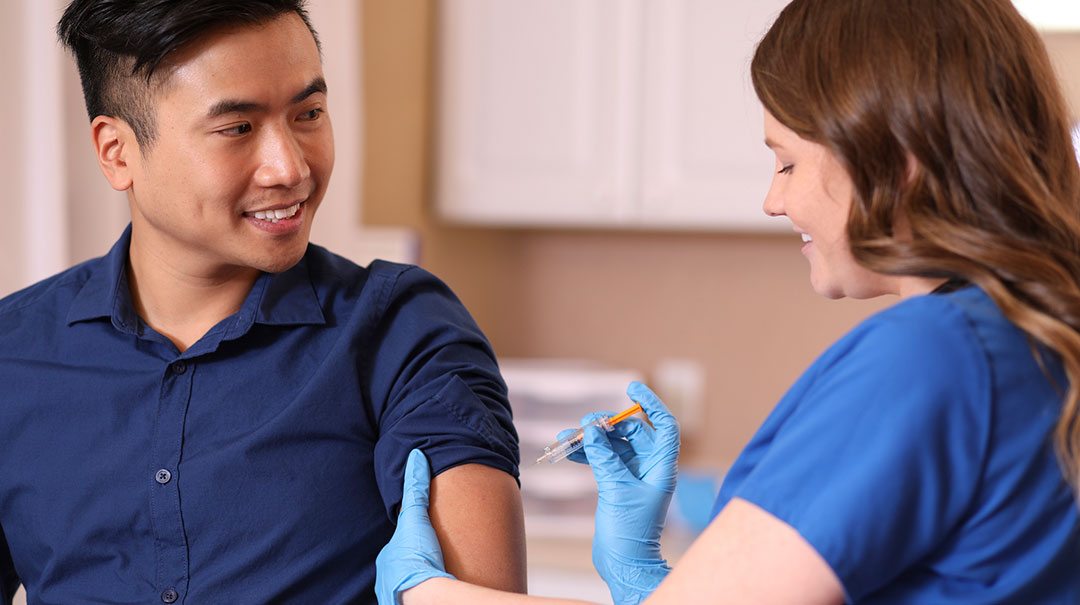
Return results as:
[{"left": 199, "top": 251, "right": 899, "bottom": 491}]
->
[{"left": 90, "top": 115, "right": 137, "bottom": 192}]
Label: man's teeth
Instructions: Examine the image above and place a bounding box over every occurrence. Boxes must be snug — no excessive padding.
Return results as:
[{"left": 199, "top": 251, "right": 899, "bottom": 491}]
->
[
  {"left": 249, "top": 203, "right": 300, "bottom": 223},
  {"left": 801, "top": 233, "right": 812, "bottom": 243}
]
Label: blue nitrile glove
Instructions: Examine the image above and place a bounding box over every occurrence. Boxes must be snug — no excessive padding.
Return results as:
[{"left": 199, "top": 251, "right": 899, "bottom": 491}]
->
[
  {"left": 375, "top": 449, "right": 455, "bottom": 605},
  {"left": 577, "top": 381, "right": 680, "bottom": 605}
]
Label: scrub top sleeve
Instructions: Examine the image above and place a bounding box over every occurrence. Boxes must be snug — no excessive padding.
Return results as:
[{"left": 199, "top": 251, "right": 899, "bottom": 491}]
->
[
  {"left": 732, "top": 307, "right": 991, "bottom": 600},
  {"left": 367, "top": 265, "right": 519, "bottom": 520},
  {"left": 0, "top": 525, "right": 17, "bottom": 605}
]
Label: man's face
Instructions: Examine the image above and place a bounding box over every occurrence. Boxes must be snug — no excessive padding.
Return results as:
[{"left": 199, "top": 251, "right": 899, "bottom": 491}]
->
[{"left": 124, "top": 12, "right": 333, "bottom": 277}]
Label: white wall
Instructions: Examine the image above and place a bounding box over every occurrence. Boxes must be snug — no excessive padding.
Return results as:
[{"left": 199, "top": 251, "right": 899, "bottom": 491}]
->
[{"left": 0, "top": 1, "right": 130, "bottom": 299}]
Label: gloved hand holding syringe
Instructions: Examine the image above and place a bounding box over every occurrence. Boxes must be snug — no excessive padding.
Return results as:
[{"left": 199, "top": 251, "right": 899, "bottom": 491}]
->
[
  {"left": 376, "top": 381, "right": 679, "bottom": 605},
  {"left": 531, "top": 381, "right": 679, "bottom": 604},
  {"left": 535, "top": 400, "right": 644, "bottom": 464}
]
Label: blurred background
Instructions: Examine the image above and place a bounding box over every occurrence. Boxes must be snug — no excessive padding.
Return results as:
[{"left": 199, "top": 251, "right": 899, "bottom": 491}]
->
[{"left": 2, "top": 1, "right": 1078, "bottom": 602}]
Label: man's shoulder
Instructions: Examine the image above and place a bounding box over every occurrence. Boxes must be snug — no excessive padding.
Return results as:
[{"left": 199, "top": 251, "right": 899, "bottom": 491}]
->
[
  {"left": 0, "top": 257, "right": 100, "bottom": 321},
  {"left": 303, "top": 244, "right": 442, "bottom": 299},
  {"left": 302, "top": 245, "right": 475, "bottom": 332}
]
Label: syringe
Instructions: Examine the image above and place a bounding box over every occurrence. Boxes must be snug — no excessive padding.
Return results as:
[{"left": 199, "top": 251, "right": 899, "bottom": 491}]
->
[{"left": 535, "top": 401, "right": 644, "bottom": 464}]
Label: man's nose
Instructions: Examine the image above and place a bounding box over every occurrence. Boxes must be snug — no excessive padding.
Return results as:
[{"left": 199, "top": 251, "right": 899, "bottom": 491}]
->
[{"left": 254, "top": 126, "right": 310, "bottom": 188}]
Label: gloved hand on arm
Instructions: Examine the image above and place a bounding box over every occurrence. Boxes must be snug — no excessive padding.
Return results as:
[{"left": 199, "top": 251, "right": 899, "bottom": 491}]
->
[
  {"left": 375, "top": 449, "right": 456, "bottom": 605},
  {"left": 566, "top": 381, "right": 681, "bottom": 605}
]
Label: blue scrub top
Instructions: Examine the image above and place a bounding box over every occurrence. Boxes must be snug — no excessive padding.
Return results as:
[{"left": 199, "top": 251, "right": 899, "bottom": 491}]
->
[
  {"left": 713, "top": 286, "right": 1080, "bottom": 603},
  {"left": 0, "top": 227, "right": 519, "bottom": 604}
]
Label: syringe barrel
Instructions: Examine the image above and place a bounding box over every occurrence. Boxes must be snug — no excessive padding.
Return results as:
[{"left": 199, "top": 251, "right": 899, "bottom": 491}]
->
[{"left": 537, "top": 415, "right": 615, "bottom": 464}]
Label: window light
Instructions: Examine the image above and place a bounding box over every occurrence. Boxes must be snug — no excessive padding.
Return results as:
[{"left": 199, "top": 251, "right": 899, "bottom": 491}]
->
[{"left": 1013, "top": 1, "right": 1080, "bottom": 31}]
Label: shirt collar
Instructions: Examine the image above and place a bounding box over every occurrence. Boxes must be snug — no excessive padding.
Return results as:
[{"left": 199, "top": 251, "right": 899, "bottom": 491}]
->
[
  {"left": 229, "top": 249, "right": 327, "bottom": 339},
  {"left": 66, "top": 225, "right": 326, "bottom": 336},
  {"left": 66, "top": 225, "right": 139, "bottom": 331}
]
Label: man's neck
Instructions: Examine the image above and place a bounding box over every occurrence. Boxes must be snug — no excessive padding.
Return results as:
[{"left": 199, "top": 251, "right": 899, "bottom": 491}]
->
[{"left": 126, "top": 239, "right": 260, "bottom": 354}]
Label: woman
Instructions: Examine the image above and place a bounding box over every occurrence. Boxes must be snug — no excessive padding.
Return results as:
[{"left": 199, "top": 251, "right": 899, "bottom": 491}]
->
[{"left": 376, "top": 0, "right": 1080, "bottom": 602}]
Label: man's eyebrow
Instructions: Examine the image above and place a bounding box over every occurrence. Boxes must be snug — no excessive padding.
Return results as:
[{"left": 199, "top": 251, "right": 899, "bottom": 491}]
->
[
  {"left": 206, "top": 99, "right": 266, "bottom": 118},
  {"left": 291, "top": 77, "right": 327, "bottom": 104},
  {"left": 204, "top": 78, "right": 328, "bottom": 119}
]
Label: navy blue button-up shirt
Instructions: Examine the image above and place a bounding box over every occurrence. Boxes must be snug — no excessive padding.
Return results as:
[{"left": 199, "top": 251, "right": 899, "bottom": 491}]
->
[{"left": 0, "top": 227, "right": 519, "bottom": 604}]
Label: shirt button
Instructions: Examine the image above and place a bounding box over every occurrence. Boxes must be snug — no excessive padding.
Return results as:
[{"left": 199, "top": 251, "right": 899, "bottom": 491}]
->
[
  {"left": 171, "top": 361, "right": 187, "bottom": 375},
  {"left": 161, "top": 589, "right": 178, "bottom": 603},
  {"left": 155, "top": 469, "right": 172, "bottom": 485}
]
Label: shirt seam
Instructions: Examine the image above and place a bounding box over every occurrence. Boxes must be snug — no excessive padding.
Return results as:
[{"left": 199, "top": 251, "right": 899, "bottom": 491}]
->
[
  {"left": 0, "top": 270, "right": 86, "bottom": 321},
  {"left": 431, "top": 377, "right": 504, "bottom": 451},
  {"left": 932, "top": 294, "right": 997, "bottom": 541}
]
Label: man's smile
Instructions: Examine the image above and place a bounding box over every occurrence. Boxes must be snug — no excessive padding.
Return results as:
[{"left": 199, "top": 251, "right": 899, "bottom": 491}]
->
[{"left": 245, "top": 201, "right": 302, "bottom": 223}]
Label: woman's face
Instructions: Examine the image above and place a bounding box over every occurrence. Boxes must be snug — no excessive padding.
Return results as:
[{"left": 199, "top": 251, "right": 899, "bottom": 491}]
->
[{"left": 761, "top": 110, "right": 895, "bottom": 299}]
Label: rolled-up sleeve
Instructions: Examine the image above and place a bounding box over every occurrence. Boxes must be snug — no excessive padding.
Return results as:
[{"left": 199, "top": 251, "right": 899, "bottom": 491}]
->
[{"left": 364, "top": 264, "right": 519, "bottom": 519}]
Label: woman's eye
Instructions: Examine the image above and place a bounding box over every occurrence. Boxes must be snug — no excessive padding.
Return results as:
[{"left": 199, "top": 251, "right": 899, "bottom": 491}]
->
[{"left": 778, "top": 164, "right": 794, "bottom": 175}]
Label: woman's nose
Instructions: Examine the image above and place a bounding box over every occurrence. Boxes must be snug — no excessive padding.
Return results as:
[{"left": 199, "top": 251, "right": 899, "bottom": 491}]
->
[{"left": 762, "top": 184, "right": 785, "bottom": 217}]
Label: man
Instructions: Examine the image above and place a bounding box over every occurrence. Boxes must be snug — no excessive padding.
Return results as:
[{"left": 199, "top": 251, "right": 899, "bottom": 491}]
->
[{"left": 0, "top": 1, "right": 525, "bottom": 602}]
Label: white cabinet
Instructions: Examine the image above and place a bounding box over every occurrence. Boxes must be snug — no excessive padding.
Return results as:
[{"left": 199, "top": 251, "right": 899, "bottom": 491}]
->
[{"left": 435, "top": 0, "right": 790, "bottom": 231}]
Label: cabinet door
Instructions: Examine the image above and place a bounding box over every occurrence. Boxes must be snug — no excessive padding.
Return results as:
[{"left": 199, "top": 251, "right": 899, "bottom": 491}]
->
[
  {"left": 436, "top": 0, "right": 641, "bottom": 226},
  {"left": 638, "top": 0, "right": 789, "bottom": 231}
]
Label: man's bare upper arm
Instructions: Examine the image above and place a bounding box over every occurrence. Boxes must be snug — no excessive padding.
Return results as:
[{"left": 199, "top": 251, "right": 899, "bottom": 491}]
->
[{"left": 428, "top": 463, "right": 528, "bottom": 593}]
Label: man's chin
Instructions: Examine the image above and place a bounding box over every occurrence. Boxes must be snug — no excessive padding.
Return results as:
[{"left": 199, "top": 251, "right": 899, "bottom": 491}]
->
[{"left": 253, "top": 247, "right": 308, "bottom": 275}]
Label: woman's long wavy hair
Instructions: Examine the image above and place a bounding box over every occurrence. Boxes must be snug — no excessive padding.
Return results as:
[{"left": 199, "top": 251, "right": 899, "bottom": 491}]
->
[{"left": 752, "top": 0, "right": 1080, "bottom": 491}]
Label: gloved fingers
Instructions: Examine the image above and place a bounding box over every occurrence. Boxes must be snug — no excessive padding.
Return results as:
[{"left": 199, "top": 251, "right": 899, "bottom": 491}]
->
[
  {"left": 375, "top": 448, "right": 453, "bottom": 605},
  {"left": 574, "top": 436, "right": 638, "bottom": 466},
  {"left": 564, "top": 442, "right": 635, "bottom": 466},
  {"left": 606, "top": 416, "right": 657, "bottom": 448},
  {"left": 578, "top": 411, "right": 613, "bottom": 428},
  {"left": 583, "top": 410, "right": 655, "bottom": 449},
  {"left": 550, "top": 427, "right": 585, "bottom": 464},
  {"left": 582, "top": 423, "right": 632, "bottom": 483},
  {"left": 627, "top": 381, "right": 681, "bottom": 449},
  {"left": 398, "top": 448, "right": 433, "bottom": 518},
  {"left": 557, "top": 413, "right": 606, "bottom": 464},
  {"left": 573, "top": 411, "right": 655, "bottom": 467},
  {"left": 600, "top": 421, "right": 657, "bottom": 479}
]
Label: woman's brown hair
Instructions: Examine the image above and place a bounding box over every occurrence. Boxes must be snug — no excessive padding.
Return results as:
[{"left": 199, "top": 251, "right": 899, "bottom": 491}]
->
[{"left": 752, "top": 0, "right": 1080, "bottom": 490}]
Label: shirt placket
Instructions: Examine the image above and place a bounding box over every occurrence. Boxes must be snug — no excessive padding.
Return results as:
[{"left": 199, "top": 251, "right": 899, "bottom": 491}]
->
[{"left": 150, "top": 358, "right": 194, "bottom": 604}]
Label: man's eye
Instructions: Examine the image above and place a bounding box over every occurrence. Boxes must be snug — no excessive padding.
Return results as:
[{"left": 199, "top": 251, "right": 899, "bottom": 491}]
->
[
  {"left": 299, "top": 108, "right": 324, "bottom": 121},
  {"left": 778, "top": 164, "right": 794, "bottom": 175},
  {"left": 220, "top": 123, "right": 252, "bottom": 136}
]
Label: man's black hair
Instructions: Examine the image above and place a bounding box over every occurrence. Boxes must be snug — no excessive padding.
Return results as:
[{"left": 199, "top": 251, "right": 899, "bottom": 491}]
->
[{"left": 57, "top": 0, "right": 320, "bottom": 149}]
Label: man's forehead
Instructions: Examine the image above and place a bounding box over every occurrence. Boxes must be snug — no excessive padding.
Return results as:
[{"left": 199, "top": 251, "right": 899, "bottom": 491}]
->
[
  {"left": 159, "top": 13, "right": 319, "bottom": 82},
  {"left": 153, "top": 13, "right": 324, "bottom": 110}
]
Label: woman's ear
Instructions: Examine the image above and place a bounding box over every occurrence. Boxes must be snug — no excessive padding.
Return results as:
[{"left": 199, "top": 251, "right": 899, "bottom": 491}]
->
[
  {"left": 905, "top": 151, "right": 920, "bottom": 185},
  {"left": 889, "top": 152, "right": 923, "bottom": 239},
  {"left": 90, "top": 115, "right": 137, "bottom": 192}
]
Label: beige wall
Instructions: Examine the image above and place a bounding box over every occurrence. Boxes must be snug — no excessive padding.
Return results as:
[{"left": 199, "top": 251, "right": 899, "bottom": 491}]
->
[
  {"left": 360, "top": 0, "right": 1080, "bottom": 466},
  {"left": 1045, "top": 32, "right": 1080, "bottom": 119},
  {"left": 0, "top": 3, "right": 29, "bottom": 295}
]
